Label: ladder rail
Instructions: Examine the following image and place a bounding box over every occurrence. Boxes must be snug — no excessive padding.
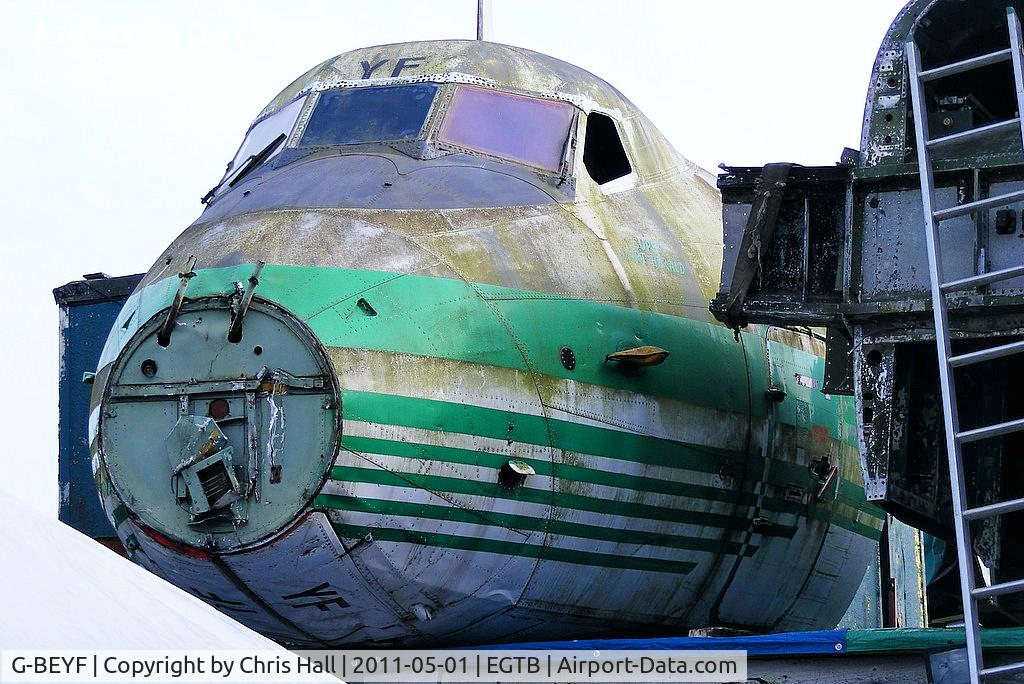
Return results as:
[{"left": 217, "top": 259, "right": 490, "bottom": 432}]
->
[
  {"left": 982, "top": 661, "right": 1024, "bottom": 679},
  {"left": 919, "top": 47, "right": 1013, "bottom": 82},
  {"left": 948, "top": 339, "right": 1024, "bottom": 368},
  {"left": 941, "top": 263, "right": 1024, "bottom": 292},
  {"left": 964, "top": 496, "right": 1024, "bottom": 521},
  {"left": 906, "top": 38, "right": 986, "bottom": 682},
  {"left": 956, "top": 416, "right": 1024, "bottom": 444},
  {"left": 972, "top": 577, "right": 1024, "bottom": 600},
  {"left": 927, "top": 117, "right": 1020, "bottom": 150},
  {"left": 933, "top": 189, "right": 1024, "bottom": 222},
  {"left": 1009, "top": 7, "right": 1024, "bottom": 151},
  {"left": 904, "top": 8, "right": 1024, "bottom": 681}
]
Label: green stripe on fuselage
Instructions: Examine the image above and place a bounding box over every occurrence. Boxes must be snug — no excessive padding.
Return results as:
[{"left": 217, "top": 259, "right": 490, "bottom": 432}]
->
[
  {"left": 123, "top": 264, "right": 853, "bottom": 443},
  {"left": 316, "top": 493, "right": 758, "bottom": 556},
  {"left": 338, "top": 392, "right": 883, "bottom": 527},
  {"left": 327, "top": 464, "right": 797, "bottom": 538},
  {"left": 340, "top": 432, "right": 882, "bottom": 527},
  {"left": 342, "top": 434, "right": 755, "bottom": 504},
  {"left": 328, "top": 522, "right": 699, "bottom": 575},
  {"left": 118, "top": 264, "right": 877, "bottom": 539},
  {"left": 829, "top": 511, "right": 885, "bottom": 541},
  {"left": 342, "top": 390, "right": 746, "bottom": 475},
  {"left": 112, "top": 503, "right": 129, "bottom": 528},
  {"left": 324, "top": 443, "right": 880, "bottom": 543},
  {"left": 838, "top": 479, "right": 886, "bottom": 522}
]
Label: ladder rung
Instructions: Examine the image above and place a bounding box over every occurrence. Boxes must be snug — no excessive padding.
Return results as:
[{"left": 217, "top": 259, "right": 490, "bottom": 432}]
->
[
  {"left": 964, "top": 497, "right": 1024, "bottom": 521},
  {"left": 972, "top": 577, "right": 1024, "bottom": 599},
  {"left": 934, "top": 189, "right": 1024, "bottom": 222},
  {"left": 919, "top": 48, "right": 1014, "bottom": 82},
  {"left": 927, "top": 118, "right": 1021, "bottom": 150},
  {"left": 957, "top": 417, "right": 1024, "bottom": 443},
  {"left": 982, "top": 660, "right": 1024, "bottom": 678},
  {"left": 941, "top": 264, "right": 1024, "bottom": 292},
  {"left": 949, "top": 340, "right": 1024, "bottom": 368}
]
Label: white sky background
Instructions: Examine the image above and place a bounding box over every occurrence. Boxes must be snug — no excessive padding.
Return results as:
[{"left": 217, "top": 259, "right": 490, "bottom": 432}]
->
[{"left": 0, "top": 0, "right": 908, "bottom": 514}]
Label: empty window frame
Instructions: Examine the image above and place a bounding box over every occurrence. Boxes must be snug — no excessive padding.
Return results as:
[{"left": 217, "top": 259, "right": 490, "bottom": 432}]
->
[
  {"left": 215, "top": 95, "right": 308, "bottom": 195},
  {"left": 583, "top": 112, "right": 632, "bottom": 185}
]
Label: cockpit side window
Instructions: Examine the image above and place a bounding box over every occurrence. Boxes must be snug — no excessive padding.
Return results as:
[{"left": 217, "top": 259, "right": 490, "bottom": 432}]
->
[
  {"left": 210, "top": 95, "right": 307, "bottom": 198},
  {"left": 437, "top": 85, "right": 575, "bottom": 173},
  {"left": 583, "top": 112, "right": 632, "bottom": 185},
  {"left": 299, "top": 83, "right": 438, "bottom": 147}
]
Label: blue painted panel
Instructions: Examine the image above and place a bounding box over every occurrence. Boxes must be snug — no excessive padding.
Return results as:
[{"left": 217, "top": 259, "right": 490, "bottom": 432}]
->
[
  {"left": 494, "top": 629, "right": 849, "bottom": 656},
  {"left": 55, "top": 275, "right": 142, "bottom": 538},
  {"left": 840, "top": 550, "right": 882, "bottom": 629},
  {"left": 838, "top": 516, "right": 927, "bottom": 630}
]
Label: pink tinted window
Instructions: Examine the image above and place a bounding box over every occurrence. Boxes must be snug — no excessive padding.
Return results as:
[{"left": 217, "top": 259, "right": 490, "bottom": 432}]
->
[{"left": 438, "top": 86, "right": 575, "bottom": 172}]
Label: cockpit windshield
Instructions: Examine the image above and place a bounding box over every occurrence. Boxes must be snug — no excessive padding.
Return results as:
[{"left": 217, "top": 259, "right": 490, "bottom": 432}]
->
[
  {"left": 208, "top": 81, "right": 581, "bottom": 204},
  {"left": 437, "top": 85, "right": 575, "bottom": 173},
  {"left": 300, "top": 83, "right": 438, "bottom": 147}
]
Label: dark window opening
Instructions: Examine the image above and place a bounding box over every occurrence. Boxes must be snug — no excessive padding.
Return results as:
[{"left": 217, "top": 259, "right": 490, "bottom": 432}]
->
[{"left": 583, "top": 112, "right": 632, "bottom": 185}]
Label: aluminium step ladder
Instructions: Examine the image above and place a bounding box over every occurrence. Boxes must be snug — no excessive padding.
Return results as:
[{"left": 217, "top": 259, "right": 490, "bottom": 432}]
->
[{"left": 906, "top": 7, "right": 1024, "bottom": 682}]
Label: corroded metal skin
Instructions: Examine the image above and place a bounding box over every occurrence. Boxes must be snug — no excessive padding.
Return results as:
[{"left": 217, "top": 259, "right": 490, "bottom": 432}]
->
[{"left": 90, "top": 40, "right": 884, "bottom": 646}]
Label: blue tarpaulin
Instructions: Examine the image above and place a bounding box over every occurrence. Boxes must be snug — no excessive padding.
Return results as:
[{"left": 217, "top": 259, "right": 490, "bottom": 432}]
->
[{"left": 492, "top": 629, "right": 849, "bottom": 656}]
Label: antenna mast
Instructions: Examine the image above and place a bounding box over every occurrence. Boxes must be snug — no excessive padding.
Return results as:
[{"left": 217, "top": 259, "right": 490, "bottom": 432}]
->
[{"left": 476, "top": 0, "right": 491, "bottom": 41}]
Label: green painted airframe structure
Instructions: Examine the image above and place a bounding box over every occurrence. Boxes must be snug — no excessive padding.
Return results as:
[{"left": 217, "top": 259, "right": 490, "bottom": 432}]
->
[{"left": 88, "top": 39, "right": 885, "bottom": 646}]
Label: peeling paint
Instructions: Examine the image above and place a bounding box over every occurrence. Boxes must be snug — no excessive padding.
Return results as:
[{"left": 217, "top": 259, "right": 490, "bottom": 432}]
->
[{"left": 85, "top": 39, "right": 880, "bottom": 647}]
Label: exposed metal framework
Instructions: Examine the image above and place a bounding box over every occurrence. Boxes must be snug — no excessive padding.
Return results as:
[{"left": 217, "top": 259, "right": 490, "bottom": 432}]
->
[{"left": 906, "top": 8, "right": 1024, "bottom": 681}]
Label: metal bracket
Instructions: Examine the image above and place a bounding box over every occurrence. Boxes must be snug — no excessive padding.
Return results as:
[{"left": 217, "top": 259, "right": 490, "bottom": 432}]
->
[
  {"left": 227, "top": 261, "right": 265, "bottom": 343},
  {"left": 157, "top": 256, "right": 198, "bottom": 347}
]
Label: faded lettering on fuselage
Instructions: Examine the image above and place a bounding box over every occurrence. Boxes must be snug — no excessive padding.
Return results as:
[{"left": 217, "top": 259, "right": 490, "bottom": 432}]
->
[
  {"left": 360, "top": 56, "right": 426, "bottom": 79},
  {"left": 282, "top": 582, "right": 351, "bottom": 611},
  {"left": 622, "top": 236, "right": 686, "bottom": 275}
]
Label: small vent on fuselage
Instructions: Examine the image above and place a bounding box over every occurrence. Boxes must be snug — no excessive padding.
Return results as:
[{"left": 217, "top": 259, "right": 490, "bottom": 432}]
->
[{"left": 196, "top": 461, "right": 233, "bottom": 508}]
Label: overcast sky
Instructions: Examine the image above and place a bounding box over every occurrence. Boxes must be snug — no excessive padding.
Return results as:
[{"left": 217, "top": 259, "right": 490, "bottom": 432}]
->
[{"left": 0, "top": 0, "right": 908, "bottom": 514}]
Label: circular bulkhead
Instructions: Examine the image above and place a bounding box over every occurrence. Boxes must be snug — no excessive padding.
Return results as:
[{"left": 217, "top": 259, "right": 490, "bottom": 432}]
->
[{"left": 98, "top": 296, "right": 340, "bottom": 550}]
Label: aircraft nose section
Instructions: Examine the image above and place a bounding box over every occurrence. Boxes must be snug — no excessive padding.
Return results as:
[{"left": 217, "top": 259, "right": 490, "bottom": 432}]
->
[{"left": 97, "top": 293, "right": 340, "bottom": 551}]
